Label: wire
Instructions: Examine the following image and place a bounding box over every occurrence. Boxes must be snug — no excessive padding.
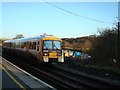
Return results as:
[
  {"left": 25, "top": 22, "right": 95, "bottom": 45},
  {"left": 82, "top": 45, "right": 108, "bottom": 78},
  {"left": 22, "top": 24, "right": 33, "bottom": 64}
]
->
[{"left": 45, "top": 2, "right": 116, "bottom": 24}]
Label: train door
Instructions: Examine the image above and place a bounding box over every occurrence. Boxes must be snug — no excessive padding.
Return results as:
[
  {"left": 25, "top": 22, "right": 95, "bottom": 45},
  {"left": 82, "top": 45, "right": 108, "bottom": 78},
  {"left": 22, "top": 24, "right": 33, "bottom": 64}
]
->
[
  {"left": 36, "top": 41, "right": 39, "bottom": 52},
  {"left": 36, "top": 40, "right": 41, "bottom": 60},
  {"left": 39, "top": 40, "right": 43, "bottom": 61}
]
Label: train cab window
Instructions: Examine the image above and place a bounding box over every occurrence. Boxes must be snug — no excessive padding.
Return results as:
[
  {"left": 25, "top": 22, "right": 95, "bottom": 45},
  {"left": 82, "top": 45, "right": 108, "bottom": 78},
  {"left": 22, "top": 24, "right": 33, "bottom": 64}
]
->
[
  {"left": 43, "top": 40, "right": 52, "bottom": 49},
  {"left": 43, "top": 40, "right": 61, "bottom": 49},
  {"left": 53, "top": 41, "right": 61, "bottom": 49}
]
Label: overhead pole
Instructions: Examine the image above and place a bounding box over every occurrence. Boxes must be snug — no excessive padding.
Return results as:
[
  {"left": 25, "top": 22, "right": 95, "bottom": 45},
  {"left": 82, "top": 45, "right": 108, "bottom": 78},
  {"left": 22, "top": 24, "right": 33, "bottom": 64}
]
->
[
  {"left": 116, "top": 1, "right": 120, "bottom": 65},
  {"left": 117, "top": 21, "right": 120, "bottom": 64},
  {"left": 117, "top": 2, "right": 120, "bottom": 65}
]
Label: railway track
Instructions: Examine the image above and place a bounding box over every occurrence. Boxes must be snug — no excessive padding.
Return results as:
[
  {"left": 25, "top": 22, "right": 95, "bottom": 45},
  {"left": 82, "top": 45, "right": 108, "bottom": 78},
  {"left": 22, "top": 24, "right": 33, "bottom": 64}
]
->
[
  {"left": 2, "top": 51, "right": 90, "bottom": 89},
  {"left": 52, "top": 65, "right": 120, "bottom": 88},
  {"left": 2, "top": 48, "right": 120, "bottom": 89}
]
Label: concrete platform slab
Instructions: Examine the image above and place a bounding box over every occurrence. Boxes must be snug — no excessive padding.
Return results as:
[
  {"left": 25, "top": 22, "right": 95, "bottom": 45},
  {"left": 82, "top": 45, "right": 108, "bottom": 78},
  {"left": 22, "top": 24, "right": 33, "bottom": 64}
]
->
[{"left": 0, "top": 56, "right": 56, "bottom": 90}]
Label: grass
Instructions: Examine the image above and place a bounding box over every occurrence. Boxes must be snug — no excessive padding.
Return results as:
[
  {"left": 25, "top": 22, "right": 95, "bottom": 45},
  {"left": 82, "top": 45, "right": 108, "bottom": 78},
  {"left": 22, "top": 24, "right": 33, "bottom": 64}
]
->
[
  {"left": 78, "top": 64, "right": 120, "bottom": 75},
  {"left": 65, "top": 58, "right": 120, "bottom": 76}
]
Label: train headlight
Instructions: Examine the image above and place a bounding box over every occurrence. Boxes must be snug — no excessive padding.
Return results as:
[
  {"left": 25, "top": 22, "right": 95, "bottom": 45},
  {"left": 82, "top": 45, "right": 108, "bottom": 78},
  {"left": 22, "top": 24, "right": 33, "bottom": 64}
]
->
[
  {"left": 43, "top": 53, "right": 49, "bottom": 56},
  {"left": 57, "top": 53, "right": 62, "bottom": 56},
  {"left": 43, "top": 50, "right": 48, "bottom": 52}
]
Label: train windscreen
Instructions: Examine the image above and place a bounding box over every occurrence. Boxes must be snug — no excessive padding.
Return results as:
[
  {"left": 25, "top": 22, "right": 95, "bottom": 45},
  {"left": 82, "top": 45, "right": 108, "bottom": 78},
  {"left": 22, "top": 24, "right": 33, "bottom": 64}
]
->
[{"left": 43, "top": 40, "right": 61, "bottom": 49}]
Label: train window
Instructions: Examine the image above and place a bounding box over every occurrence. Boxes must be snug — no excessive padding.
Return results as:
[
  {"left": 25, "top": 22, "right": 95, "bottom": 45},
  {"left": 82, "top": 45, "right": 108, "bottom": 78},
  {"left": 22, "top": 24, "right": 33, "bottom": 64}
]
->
[
  {"left": 13, "top": 43, "right": 16, "bottom": 48},
  {"left": 24, "top": 42, "right": 26, "bottom": 45},
  {"left": 43, "top": 40, "right": 61, "bottom": 49},
  {"left": 53, "top": 41, "right": 61, "bottom": 49},
  {"left": 29, "top": 42, "right": 36, "bottom": 50},
  {"left": 33, "top": 42, "right": 36, "bottom": 50},
  {"left": 43, "top": 40, "right": 52, "bottom": 49},
  {"left": 37, "top": 46, "right": 39, "bottom": 51},
  {"left": 16, "top": 42, "right": 21, "bottom": 48},
  {"left": 37, "top": 41, "right": 39, "bottom": 51},
  {"left": 21, "top": 42, "right": 24, "bottom": 48},
  {"left": 29, "top": 42, "right": 32, "bottom": 49},
  {"left": 29, "top": 42, "right": 33, "bottom": 49}
]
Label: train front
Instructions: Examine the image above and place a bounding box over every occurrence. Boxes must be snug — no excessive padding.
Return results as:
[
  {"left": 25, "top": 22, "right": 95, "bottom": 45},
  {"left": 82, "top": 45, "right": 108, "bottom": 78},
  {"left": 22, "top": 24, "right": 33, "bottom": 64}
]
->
[{"left": 42, "top": 37, "right": 64, "bottom": 63}]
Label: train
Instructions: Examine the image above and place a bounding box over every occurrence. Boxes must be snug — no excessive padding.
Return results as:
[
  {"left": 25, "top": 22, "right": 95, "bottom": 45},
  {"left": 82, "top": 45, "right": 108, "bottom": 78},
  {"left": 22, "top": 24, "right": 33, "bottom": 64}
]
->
[{"left": 3, "top": 35, "right": 64, "bottom": 63}]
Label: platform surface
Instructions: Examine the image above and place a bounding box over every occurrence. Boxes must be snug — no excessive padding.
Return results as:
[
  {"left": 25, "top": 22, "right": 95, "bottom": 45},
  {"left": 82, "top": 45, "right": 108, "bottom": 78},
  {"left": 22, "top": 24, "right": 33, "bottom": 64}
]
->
[
  {"left": 1, "top": 65, "right": 30, "bottom": 89},
  {"left": 0, "top": 56, "right": 55, "bottom": 90}
]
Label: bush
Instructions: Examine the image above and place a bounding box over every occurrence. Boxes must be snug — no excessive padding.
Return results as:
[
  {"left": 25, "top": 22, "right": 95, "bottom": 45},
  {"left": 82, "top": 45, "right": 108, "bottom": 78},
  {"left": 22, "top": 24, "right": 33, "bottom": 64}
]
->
[{"left": 89, "top": 26, "right": 119, "bottom": 66}]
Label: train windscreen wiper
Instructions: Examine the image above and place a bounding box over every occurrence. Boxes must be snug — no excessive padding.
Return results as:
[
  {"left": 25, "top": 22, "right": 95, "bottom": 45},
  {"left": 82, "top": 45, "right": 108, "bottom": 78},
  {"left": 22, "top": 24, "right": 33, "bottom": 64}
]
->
[{"left": 53, "top": 44, "right": 58, "bottom": 50}]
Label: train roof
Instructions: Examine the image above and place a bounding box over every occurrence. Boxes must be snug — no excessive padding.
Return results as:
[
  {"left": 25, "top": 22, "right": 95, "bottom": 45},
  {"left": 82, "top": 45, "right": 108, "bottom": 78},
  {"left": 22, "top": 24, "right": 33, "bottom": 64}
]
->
[{"left": 4, "top": 35, "right": 61, "bottom": 43}]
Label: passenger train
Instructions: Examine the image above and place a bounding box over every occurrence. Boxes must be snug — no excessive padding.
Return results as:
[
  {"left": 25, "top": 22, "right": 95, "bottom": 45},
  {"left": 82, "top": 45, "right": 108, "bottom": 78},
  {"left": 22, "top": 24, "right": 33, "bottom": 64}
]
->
[{"left": 3, "top": 35, "right": 64, "bottom": 63}]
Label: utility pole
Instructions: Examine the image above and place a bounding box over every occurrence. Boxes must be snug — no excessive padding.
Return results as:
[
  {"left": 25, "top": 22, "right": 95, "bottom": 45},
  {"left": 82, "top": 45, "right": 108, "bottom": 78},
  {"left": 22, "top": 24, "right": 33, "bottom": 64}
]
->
[
  {"left": 117, "top": 21, "right": 120, "bottom": 64},
  {"left": 117, "top": 1, "right": 120, "bottom": 65}
]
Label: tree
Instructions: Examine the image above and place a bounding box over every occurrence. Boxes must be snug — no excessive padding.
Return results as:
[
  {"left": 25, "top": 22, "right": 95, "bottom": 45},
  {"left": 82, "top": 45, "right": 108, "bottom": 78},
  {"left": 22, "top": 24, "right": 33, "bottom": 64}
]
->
[
  {"left": 89, "top": 26, "right": 119, "bottom": 66},
  {"left": 62, "top": 40, "right": 72, "bottom": 48},
  {"left": 13, "top": 34, "right": 24, "bottom": 39}
]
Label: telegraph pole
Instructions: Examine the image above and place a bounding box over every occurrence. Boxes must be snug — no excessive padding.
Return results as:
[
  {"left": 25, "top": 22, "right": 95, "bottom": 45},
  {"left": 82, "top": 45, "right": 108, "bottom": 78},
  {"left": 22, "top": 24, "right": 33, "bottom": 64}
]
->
[
  {"left": 117, "top": 21, "right": 120, "bottom": 63},
  {"left": 116, "top": 1, "right": 120, "bottom": 64}
]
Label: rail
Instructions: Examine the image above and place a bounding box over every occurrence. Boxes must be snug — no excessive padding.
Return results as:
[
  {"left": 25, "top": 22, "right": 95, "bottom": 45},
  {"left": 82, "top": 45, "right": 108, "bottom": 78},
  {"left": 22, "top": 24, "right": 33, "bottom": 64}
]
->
[{"left": 2, "top": 48, "right": 120, "bottom": 89}]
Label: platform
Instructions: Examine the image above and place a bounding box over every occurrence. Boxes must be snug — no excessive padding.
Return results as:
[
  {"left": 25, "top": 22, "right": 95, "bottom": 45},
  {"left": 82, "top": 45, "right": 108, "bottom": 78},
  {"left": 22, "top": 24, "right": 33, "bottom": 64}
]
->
[{"left": 0, "top": 56, "right": 56, "bottom": 90}]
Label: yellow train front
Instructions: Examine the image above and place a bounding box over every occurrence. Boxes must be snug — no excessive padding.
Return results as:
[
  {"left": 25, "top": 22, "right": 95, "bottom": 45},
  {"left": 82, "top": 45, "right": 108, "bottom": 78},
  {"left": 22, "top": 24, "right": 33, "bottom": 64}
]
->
[
  {"left": 41, "top": 36, "right": 64, "bottom": 63},
  {"left": 3, "top": 35, "right": 64, "bottom": 63}
]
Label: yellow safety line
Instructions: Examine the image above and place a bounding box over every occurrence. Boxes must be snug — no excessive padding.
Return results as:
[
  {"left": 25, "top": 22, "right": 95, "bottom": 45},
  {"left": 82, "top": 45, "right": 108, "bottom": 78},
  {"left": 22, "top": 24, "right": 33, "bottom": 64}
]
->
[{"left": 0, "top": 65, "right": 26, "bottom": 90}]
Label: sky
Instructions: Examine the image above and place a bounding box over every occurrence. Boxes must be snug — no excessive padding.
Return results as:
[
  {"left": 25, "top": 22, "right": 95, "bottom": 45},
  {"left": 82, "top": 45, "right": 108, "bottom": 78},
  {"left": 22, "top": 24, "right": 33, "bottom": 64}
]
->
[{"left": 1, "top": 1, "right": 118, "bottom": 39}]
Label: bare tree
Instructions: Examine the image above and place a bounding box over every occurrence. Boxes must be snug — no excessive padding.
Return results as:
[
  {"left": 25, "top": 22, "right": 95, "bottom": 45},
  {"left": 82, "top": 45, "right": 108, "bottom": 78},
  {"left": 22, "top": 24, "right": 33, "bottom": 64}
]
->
[{"left": 13, "top": 34, "right": 24, "bottom": 39}]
